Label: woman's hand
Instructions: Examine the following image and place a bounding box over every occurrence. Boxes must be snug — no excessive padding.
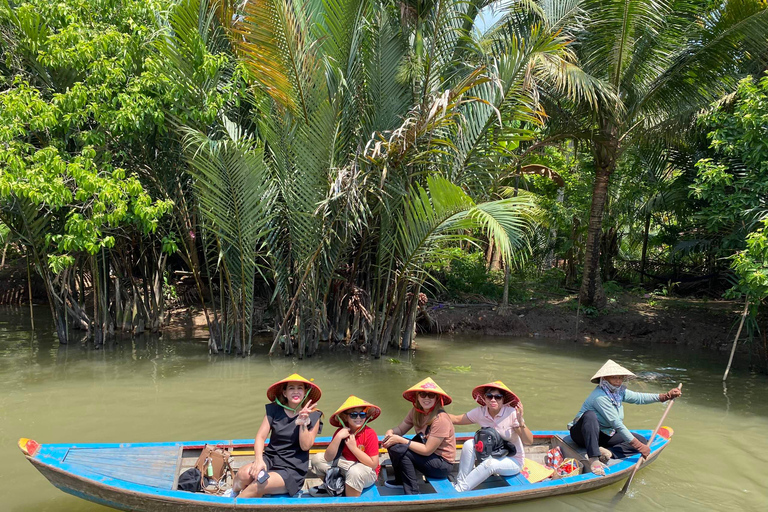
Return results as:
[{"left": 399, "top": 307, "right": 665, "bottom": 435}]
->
[
  {"left": 515, "top": 401, "right": 525, "bottom": 426},
  {"left": 382, "top": 434, "right": 406, "bottom": 448},
  {"left": 336, "top": 428, "right": 351, "bottom": 440},
  {"left": 345, "top": 432, "right": 357, "bottom": 449},
  {"left": 659, "top": 388, "right": 682, "bottom": 402},
  {"left": 248, "top": 458, "right": 267, "bottom": 479},
  {"left": 296, "top": 400, "right": 316, "bottom": 425}
]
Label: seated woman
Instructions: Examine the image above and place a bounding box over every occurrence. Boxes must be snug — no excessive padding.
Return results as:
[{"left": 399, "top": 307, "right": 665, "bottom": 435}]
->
[
  {"left": 310, "top": 396, "right": 380, "bottom": 497},
  {"left": 382, "top": 377, "right": 456, "bottom": 495},
  {"left": 448, "top": 381, "right": 532, "bottom": 492},
  {"left": 569, "top": 359, "right": 682, "bottom": 476},
  {"left": 233, "top": 374, "right": 323, "bottom": 497}
]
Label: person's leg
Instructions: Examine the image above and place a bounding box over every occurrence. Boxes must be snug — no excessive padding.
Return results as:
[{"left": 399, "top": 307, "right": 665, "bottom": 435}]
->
[
  {"left": 603, "top": 432, "right": 648, "bottom": 459},
  {"left": 310, "top": 453, "right": 331, "bottom": 478},
  {"left": 455, "top": 456, "right": 520, "bottom": 492},
  {"left": 569, "top": 411, "right": 601, "bottom": 458},
  {"left": 238, "top": 471, "right": 287, "bottom": 498},
  {"left": 386, "top": 443, "right": 408, "bottom": 487},
  {"left": 343, "top": 462, "right": 377, "bottom": 497},
  {"left": 233, "top": 462, "right": 256, "bottom": 494},
  {"left": 455, "top": 439, "right": 477, "bottom": 491},
  {"left": 569, "top": 411, "right": 605, "bottom": 475},
  {"left": 397, "top": 449, "right": 425, "bottom": 495},
  {"left": 413, "top": 452, "right": 453, "bottom": 481}
]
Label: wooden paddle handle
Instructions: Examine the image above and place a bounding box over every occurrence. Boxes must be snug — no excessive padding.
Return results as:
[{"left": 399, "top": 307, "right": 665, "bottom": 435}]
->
[{"left": 620, "top": 383, "right": 682, "bottom": 494}]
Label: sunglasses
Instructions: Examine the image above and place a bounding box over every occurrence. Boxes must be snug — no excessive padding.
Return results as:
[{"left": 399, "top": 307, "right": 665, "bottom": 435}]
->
[
  {"left": 485, "top": 393, "right": 504, "bottom": 401},
  {"left": 346, "top": 412, "right": 367, "bottom": 419},
  {"left": 418, "top": 392, "right": 437, "bottom": 399}
]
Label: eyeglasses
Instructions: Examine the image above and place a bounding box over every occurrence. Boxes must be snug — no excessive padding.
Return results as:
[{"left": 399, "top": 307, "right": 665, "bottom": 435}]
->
[
  {"left": 485, "top": 393, "right": 504, "bottom": 401},
  {"left": 346, "top": 412, "right": 367, "bottom": 419},
  {"left": 418, "top": 392, "right": 437, "bottom": 399}
]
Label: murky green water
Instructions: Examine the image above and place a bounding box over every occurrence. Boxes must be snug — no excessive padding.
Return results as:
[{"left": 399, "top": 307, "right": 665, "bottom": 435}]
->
[{"left": 2, "top": 306, "right": 767, "bottom": 511}]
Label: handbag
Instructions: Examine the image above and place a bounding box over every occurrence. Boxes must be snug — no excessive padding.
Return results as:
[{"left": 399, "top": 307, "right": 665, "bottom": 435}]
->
[{"left": 194, "top": 445, "right": 233, "bottom": 494}]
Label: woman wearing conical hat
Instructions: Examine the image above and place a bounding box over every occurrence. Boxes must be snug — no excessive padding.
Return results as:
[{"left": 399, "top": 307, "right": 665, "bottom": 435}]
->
[
  {"left": 447, "top": 381, "right": 532, "bottom": 492},
  {"left": 381, "top": 377, "right": 456, "bottom": 495},
  {"left": 310, "top": 396, "right": 381, "bottom": 497},
  {"left": 232, "top": 374, "right": 323, "bottom": 498},
  {"left": 569, "top": 360, "right": 682, "bottom": 476}
]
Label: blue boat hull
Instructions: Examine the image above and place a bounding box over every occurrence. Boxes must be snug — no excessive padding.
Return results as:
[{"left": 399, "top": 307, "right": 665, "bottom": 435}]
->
[{"left": 22, "top": 429, "right": 673, "bottom": 511}]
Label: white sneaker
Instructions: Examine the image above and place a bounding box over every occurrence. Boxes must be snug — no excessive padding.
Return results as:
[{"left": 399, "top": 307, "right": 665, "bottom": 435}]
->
[{"left": 222, "top": 488, "right": 236, "bottom": 498}]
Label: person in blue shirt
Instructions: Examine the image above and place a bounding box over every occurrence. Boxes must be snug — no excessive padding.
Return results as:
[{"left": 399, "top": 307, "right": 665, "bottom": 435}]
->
[{"left": 569, "top": 360, "right": 682, "bottom": 476}]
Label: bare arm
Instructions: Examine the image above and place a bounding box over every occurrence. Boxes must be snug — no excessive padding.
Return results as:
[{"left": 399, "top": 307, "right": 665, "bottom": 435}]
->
[
  {"left": 323, "top": 429, "right": 349, "bottom": 462},
  {"left": 248, "top": 416, "right": 271, "bottom": 478},
  {"left": 386, "top": 419, "right": 413, "bottom": 437},
  {"left": 344, "top": 434, "right": 379, "bottom": 470},
  {"left": 514, "top": 402, "right": 534, "bottom": 444},
  {"left": 447, "top": 413, "right": 474, "bottom": 425},
  {"left": 299, "top": 417, "right": 321, "bottom": 451}
]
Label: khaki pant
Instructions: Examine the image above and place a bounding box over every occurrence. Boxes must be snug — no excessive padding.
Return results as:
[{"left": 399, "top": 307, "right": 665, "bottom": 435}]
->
[{"left": 310, "top": 453, "right": 377, "bottom": 492}]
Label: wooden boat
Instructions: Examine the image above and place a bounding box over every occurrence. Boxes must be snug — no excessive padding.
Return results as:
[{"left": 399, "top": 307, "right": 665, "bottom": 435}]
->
[{"left": 19, "top": 428, "right": 674, "bottom": 511}]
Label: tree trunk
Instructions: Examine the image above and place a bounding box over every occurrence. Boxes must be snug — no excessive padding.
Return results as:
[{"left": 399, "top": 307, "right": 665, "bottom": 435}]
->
[
  {"left": 579, "top": 147, "right": 615, "bottom": 308},
  {"left": 640, "top": 213, "right": 651, "bottom": 284},
  {"left": 400, "top": 284, "right": 422, "bottom": 350}
]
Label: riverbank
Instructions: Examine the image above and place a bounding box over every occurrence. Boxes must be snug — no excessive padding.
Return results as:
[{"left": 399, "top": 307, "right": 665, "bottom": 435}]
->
[
  {"left": 2, "top": 261, "right": 763, "bottom": 367},
  {"left": 425, "top": 294, "right": 747, "bottom": 348}
]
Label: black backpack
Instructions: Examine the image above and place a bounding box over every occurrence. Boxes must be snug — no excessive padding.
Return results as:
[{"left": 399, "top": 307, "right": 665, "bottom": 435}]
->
[
  {"left": 323, "top": 449, "right": 346, "bottom": 497},
  {"left": 473, "top": 427, "right": 517, "bottom": 462}
]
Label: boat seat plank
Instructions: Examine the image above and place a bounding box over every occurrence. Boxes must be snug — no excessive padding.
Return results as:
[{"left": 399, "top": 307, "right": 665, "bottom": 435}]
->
[
  {"left": 63, "top": 446, "right": 179, "bottom": 489},
  {"left": 426, "top": 478, "right": 456, "bottom": 494},
  {"left": 503, "top": 474, "right": 530, "bottom": 486}
]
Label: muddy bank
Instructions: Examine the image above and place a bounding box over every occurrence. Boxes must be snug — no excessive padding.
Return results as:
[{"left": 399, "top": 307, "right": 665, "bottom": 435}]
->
[{"left": 424, "top": 294, "right": 757, "bottom": 353}]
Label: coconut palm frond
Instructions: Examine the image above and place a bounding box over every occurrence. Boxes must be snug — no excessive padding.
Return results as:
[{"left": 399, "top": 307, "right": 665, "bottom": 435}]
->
[
  {"left": 397, "top": 176, "right": 534, "bottom": 278},
  {"left": 182, "top": 120, "right": 274, "bottom": 351}
]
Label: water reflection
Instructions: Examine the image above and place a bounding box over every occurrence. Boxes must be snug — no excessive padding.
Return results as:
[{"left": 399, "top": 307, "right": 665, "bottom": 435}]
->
[{"left": 1, "top": 307, "right": 767, "bottom": 511}]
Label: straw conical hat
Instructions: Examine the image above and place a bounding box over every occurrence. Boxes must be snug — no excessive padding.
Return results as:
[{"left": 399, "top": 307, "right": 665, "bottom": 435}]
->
[
  {"left": 330, "top": 396, "right": 382, "bottom": 427},
  {"left": 471, "top": 380, "right": 520, "bottom": 407},
  {"left": 402, "top": 377, "right": 452, "bottom": 406},
  {"left": 266, "top": 373, "right": 322, "bottom": 403},
  {"left": 590, "top": 360, "right": 636, "bottom": 384}
]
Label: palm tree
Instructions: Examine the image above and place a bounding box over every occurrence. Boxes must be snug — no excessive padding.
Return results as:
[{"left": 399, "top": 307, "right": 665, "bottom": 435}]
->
[
  {"left": 542, "top": 0, "right": 768, "bottom": 306},
  {"left": 157, "top": 0, "right": 605, "bottom": 356}
]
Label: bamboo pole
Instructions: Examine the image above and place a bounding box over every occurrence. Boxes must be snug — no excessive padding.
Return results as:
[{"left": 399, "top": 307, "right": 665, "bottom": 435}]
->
[
  {"left": 26, "top": 251, "right": 34, "bottom": 330},
  {"left": 723, "top": 298, "right": 750, "bottom": 381}
]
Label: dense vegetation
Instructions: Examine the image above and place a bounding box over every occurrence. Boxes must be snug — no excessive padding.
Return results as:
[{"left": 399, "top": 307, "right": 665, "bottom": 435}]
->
[{"left": 1, "top": 0, "right": 767, "bottom": 358}]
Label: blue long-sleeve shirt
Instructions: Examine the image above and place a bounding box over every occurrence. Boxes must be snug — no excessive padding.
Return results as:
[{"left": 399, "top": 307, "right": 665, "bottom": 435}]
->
[{"left": 570, "top": 386, "right": 660, "bottom": 443}]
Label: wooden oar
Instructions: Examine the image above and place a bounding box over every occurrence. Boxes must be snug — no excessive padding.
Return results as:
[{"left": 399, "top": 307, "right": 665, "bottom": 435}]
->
[{"left": 619, "top": 383, "right": 682, "bottom": 495}]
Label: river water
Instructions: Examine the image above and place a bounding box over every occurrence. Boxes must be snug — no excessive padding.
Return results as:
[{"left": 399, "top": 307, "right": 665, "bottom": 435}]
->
[{"left": 1, "top": 306, "right": 767, "bottom": 511}]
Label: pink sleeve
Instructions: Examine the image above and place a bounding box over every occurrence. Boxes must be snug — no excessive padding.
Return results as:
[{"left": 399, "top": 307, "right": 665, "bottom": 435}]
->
[{"left": 465, "top": 406, "right": 483, "bottom": 424}]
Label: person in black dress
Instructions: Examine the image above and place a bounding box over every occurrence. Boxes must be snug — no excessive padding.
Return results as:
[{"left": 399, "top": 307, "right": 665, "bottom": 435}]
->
[{"left": 233, "top": 374, "right": 323, "bottom": 497}]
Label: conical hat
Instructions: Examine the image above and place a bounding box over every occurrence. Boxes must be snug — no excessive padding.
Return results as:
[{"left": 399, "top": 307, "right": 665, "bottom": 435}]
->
[
  {"left": 590, "top": 360, "right": 636, "bottom": 384},
  {"left": 402, "top": 377, "right": 452, "bottom": 406},
  {"left": 472, "top": 380, "right": 520, "bottom": 407},
  {"left": 330, "top": 396, "right": 382, "bottom": 427},
  {"left": 266, "top": 373, "right": 322, "bottom": 404}
]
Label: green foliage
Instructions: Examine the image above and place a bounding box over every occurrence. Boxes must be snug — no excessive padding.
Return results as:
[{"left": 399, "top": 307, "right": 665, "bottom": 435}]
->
[
  {"left": 0, "top": 0, "right": 175, "bottom": 272},
  {"left": 426, "top": 248, "right": 504, "bottom": 301},
  {"left": 694, "top": 73, "right": 768, "bottom": 302}
]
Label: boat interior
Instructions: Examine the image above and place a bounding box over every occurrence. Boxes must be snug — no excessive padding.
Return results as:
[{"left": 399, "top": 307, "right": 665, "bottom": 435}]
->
[{"left": 173, "top": 434, "right": 615, "bottom": 497}]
